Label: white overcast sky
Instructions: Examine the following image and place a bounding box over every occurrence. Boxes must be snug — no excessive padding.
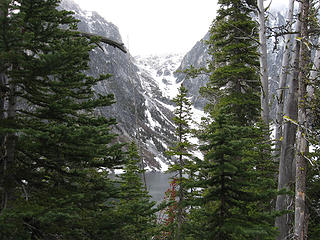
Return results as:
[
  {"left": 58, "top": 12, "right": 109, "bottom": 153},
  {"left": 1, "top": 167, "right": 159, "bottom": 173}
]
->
[{"left": 73, "top": 0, "right": 287, "bottom": 56}]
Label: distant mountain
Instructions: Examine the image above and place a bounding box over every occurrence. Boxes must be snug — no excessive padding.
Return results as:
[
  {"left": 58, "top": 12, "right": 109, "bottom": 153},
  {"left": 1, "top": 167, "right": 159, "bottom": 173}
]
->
[
  {"left": 175, "top": 10, "right": 287, "bottom": 118},
  {"left": 61, "top": 0, "right": 288, "bottom": 171},
  {"left": 61, "top": 0, "right": 182, "bottom": 171},
  {"left": 175, "top": 32, "right": 211, "bottom": 110}
]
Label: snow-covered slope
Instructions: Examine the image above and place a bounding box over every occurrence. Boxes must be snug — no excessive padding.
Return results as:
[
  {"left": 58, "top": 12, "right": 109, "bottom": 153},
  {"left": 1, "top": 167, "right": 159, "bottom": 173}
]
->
[
  {"left": 135, "top": 54, "right": 184, "bottom": 101},
  {"left": 135, "top": 54, "right": 206, "bottom": 168},
  {"left": 61, "top": 0, "right": 180, "bottom": 171},
  {"left": 60, "top": 0, "right": 288, "bottom": 172},
  {"left": 134, "top": 54, "right": 185, "bottom": 171}
]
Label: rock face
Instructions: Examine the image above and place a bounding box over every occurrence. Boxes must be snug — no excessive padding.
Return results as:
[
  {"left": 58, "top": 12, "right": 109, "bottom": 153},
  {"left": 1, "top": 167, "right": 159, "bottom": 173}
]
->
[
  {"left": 60, "top": 0, "right": 184, "bottom": 171},
  {"left": 175, "top": 10, "right": 287, "bottom": 118},
  {"left": 175, "top": 32, "right": 211, "bottom": 110},
  {"left": 61, "top": 0, "right": 288, "bottom": 170}
]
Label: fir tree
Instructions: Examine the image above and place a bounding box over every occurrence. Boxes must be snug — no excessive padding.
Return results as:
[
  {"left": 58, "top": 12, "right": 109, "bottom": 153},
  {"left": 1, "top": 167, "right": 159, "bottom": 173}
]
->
[
  {"left": 187, "top": 0, "right": 278, "bottom": 238},
  {"left": 197, "top": 108, "right": 277, "bottom": 240},
  {"left": 0, "top": 0, "right": 125, "bottom": 238},
  {"left": 166, "top": 84, "right": 194, "bottom": 239},
  {"left": 113, "top": 142, "right": 157, "bottom": 240},
  {"left": 306, "top": 67, "right": 320, "bottom": 240}
]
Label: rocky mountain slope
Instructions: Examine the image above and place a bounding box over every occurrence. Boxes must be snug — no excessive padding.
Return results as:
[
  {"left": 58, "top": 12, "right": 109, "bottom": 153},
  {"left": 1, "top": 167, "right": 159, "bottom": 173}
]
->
[
  {"left": 61, "top": 0, "right": 288, "bottom": 171},
  {"left": 175, "top": 10, "right": 287, "bottom": 118},
  {"left": 61, "top": 0, "right": 186, "bottom": 171}
]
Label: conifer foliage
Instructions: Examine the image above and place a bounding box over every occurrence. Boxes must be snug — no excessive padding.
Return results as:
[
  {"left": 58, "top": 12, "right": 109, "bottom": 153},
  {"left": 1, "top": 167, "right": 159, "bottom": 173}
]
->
[
  {"left": 166, "top": 84, "right": 193, "bottom": 239},
  {"left": 0, "top": 0, "right": 125, "bottom": 238},
  {"left": 114, "top": 142, "right": 157, "bottom": 240},
  {"left": 187, "top": 0, "right": 278, "bottom": 239}
]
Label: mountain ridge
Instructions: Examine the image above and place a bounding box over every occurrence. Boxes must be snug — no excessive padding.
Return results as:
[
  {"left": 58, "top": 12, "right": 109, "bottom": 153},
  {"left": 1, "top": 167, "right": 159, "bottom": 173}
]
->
[
  {"left": 61, "top": 0, "right": 183, "bottom": 171},
  {"left": 60, "top": 0, "right": 287, "bottom": 171}
]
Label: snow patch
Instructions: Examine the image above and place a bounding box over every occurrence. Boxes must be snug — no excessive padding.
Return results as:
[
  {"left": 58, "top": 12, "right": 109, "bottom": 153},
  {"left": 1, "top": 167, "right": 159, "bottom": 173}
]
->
[
  {"left": 155, "top": 155, "right": 169, "bottom": 172},
  {"left": 145, "top": 108, "right": 161, "bottom": 130}
]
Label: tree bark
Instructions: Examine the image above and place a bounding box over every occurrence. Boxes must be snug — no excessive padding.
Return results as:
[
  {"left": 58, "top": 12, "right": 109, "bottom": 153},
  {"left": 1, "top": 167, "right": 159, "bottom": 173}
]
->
[
  {"left": 0, "top": 4, "right": 17, "bottom": 214},
  {"left": 258, "top": 0, "right": 270, "bottom": 127},
  {"left": 177, "top": 154, "right": 184, "bottom": 240},
  {"left": 0, "top": 72, "right": 7, "bottom": 215},
  {"left": 0, "top": 4, "right": 8, "bottom": 215},
  {"left": 275, "top": 0, "right": 295, "bottom": 159},
  {"left": 176, "top": 104, "right": 184, "bottom": 240},
  {"left": 294, "top": 0, "right": 309, "bottom": 239},
  {"left": 0, "top": 0, "right": 5, "bottom": 121},
  {"left": 275, "top": 3, "right": 302, "bottom": 239},
  {"left": 307, "top": 37, "right": 320, "bottom": 100}
]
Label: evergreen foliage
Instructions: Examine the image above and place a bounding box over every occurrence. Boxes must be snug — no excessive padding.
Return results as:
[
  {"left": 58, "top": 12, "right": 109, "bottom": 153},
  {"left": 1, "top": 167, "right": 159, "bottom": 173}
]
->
[
  {"left": 166, "top": 84, "right": 194, "bottom": 239},
  {"left": 204, "top": 0, "right": 260, "bottom": 124},
  {"left": 156, "top": 178, "right": 179, "bottom": 240},
  {"left": 197, "top": 109, "right": 277, "bottom": 240},
  {"left": 307, "top": 79, "right": 320, "bottom": 240},
  {"left": 306, "top": 160, "right": 320, "bottom": 240},
  {"left": 0, "top": 0, "right": 125, "bottom": 238},
  {"left": 113, "top": 142, "right": 157, "bottom": 240},
  {"left": 1, "top": 0, "right": 311, "bottom": 239},
  {"left": 184, "top": 0, "right": 278, "bottom": 239}
]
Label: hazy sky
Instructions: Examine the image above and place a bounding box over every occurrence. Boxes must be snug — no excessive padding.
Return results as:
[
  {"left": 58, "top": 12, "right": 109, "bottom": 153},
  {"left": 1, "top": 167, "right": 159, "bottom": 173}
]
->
[{"left": 73, "top": 0, "right": 287, "bottom": 56}]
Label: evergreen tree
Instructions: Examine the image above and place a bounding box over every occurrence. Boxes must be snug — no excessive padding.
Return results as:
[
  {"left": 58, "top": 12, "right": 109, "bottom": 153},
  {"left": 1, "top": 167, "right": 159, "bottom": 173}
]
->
[
  {"left": 306, "top": 159, "right": 320, "bottom": 240},
  {"left": 197, "top": 108, "right": 277, "bottom": 240},
  {"left": 0, "top": 0, "right": 125, "bottom": 238},
  {"left": 156, "top": 178, "right": 179, "bottom": 240},
  {"left": 187, "top": 0, "right": 278, "bottom": 238},
  {"left": 113, "top": 142, "right": 157, "bottom": 240},
  {"left": 306, "top": 52, "right": 320, "bottom": 240},
  {"left": 166, "top": 84, "right": 194, "bottom": 239}
]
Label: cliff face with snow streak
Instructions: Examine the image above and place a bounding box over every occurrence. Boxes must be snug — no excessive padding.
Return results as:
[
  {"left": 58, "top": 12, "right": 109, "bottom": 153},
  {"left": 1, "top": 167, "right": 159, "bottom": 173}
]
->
[
  {"left": 61, "top": 0, "right": 288, "bottom": 171},
  {"left": 61, "top": 0, "right": 183, "bottom": 171},
  {"left": 175, "top": 10, "right": 287, "bottom": 118}
]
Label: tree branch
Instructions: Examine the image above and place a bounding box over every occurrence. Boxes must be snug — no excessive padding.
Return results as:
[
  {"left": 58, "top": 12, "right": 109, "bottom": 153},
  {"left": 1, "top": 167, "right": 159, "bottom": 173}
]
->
[{"left": 75, "top": 31, "right": 127, "bottom": 53}]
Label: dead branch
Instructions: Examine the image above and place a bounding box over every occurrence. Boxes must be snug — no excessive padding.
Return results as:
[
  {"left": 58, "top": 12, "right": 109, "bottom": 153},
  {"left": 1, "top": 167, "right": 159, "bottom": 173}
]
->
[{"left": 74, "top": 31, "right": 127, "bottom": 53}]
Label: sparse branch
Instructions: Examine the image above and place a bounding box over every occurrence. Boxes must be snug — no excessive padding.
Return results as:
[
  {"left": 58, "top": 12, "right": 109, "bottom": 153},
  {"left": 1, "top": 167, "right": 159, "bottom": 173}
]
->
[
  {"left": 229, "top": 22, "right": 260, "bottom": 44},
  {"left": 72, "top": 30, "right": 127, "bottom": 53}
]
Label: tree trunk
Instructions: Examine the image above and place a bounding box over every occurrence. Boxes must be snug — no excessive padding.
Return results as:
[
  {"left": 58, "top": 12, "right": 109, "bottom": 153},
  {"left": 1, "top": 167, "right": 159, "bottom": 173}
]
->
[
  {"left": 307, "top": 37, "right": 320, "bottom": 101},
  {"left": 0, "top": 72, "right": 7, "bottom": 215},
  {"left": 176, "top": 106, "right": 184, "bottom": 240},
  {"left": 294, "top": 1, "right": 309, "bottom": 239},
  {"left": 0, "top": 4, "right": 8, "bottom": 215},
  {"left": 0, "top": 0, "right": 5, "bottom": 120},
  {"left": 0, "top": 4, "right": 18, "bottom": 214},
  {"left": 258, "top": 0, "right": 270, "bottom": 127},
  {"left": 275, "top": 0, "right": 295, "bottom": 158},
  {"left": 275, "top": 3, "right": 302, "bottom": 239},
  {"left": 177, "top": 155, "right": 183, "bottom": 240}
]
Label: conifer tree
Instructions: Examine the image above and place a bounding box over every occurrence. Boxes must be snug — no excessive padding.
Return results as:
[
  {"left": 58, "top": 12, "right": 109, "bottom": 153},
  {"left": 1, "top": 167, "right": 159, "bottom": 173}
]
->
[
  {"left": 188, "top": 0, "right": 278, "bottom": 238},
  {"left": 306, "top": 158, "right": 320, "bottom": 240},
  {"left": 113, "top": 142, "right": 157, "bottom": 240},
  {"left": 0, "top": 0, "right": 125, "bottom": 238},
  {"left": 307, "top": 49, "right": 320, "bottom": 240},
  {"left": 166, "top": 84, "right": 197, "bottom": 239}
]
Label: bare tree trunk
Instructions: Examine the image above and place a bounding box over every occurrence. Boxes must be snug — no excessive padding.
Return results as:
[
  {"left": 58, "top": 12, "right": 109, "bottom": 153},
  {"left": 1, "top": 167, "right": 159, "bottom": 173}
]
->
[
  {"left": 0, "top": 67, "right": 17, "bottom": 215},
  {"left": 275, "top": 3, "right": 302, "bottom": 239},
  {"left": 294, "top": 1, "right": 309, "bottom": 239},
  {"left": 275, "top": 0, "right": 295, "bottom": 158},
  {"left": 0, "top": 72, "right": 5, "bottom": 120},
  {"left": 307, "top": 37, "right": 320, "bottom": 100},
  {"left": 0, "top": 4, "right": 8, "bottom": 216},
  {"left": 0, "top": 72, "right": 7, "bottom": 215},
  {"left": 0, "top": 4, "right": 17, "bottom": 214},
  {"left": 0, "top": 1, "right": 5, "bottom": 121},
  {"left": 258, "top": 0, "right": 270, "bottom": 127}
]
